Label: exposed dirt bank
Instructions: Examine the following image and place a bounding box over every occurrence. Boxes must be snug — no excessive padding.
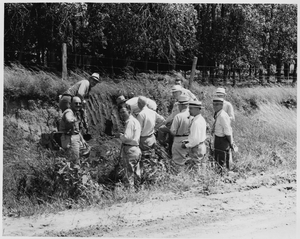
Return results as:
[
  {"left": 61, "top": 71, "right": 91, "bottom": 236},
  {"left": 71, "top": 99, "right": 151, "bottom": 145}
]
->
[{"left": 3, "top": 183, "right": 297, "bottom": 238}]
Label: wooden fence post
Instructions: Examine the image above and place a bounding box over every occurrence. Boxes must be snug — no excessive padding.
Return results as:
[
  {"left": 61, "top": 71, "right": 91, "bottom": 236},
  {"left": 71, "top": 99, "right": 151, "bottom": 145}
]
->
[
  {"left": 62, "top": 43, "right": 68, "bottom": 81},
  {"left": 189, "top": 56, "right": 198, "bottom": 89}
]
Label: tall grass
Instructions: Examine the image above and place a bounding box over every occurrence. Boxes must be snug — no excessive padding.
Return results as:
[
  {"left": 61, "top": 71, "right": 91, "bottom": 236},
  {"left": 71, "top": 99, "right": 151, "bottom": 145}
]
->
[
  {"left": 4, "top": 64, "right": 70, "bottom": 101},
  {"left": 3, "top": 66, "right": 297, "bottom": 217}
]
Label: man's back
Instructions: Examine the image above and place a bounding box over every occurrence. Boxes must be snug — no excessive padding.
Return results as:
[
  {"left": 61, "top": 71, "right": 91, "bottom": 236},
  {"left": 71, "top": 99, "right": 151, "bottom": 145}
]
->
[
  {"left": 67, "top": 79, "right": 90, "bottom": 99},
  {"left": 170, "top": 109, "right": 191, "bottom": 136},
  {"left": 126, "top": 97, "right": 157, "bottom": 116},
  {"left": 137, "top": 106, "right": 164, "bottom": 137}
]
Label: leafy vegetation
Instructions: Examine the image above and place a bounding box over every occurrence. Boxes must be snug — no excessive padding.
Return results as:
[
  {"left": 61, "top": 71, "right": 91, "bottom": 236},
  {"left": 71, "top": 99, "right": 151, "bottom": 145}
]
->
[
  {"left": 2, "top": 66, "right": 296, "bottom": 217},
  {"left": 4, "top": 3, "right": 297, "bottom": 81}
]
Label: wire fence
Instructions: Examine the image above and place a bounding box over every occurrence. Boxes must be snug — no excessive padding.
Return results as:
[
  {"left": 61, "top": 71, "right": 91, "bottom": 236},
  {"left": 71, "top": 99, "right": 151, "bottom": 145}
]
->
[{"left": 4, "top": 50, "right": 297, "bottom": 84}]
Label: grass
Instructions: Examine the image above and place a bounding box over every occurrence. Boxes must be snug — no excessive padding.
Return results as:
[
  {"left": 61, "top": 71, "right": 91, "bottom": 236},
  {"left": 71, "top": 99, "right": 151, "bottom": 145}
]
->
[{"left": 2, "top": 66, "right": 297, "bottom": 217}]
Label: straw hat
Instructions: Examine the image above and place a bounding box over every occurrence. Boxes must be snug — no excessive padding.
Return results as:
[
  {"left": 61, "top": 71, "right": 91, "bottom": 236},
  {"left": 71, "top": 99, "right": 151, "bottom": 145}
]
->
[
  {"left": 90, "top": 73, "right": 100, "bottom": 82},
  {"left": 171, "top": 85, "right": 183, "bottom": 92},
  {"left": 213, "top": 97, "right": 224, "bottom": 103},
  {"left": 177, "top": 95, "right": 189, "bottom": 105},
  {"left": 215, "top": 87, "right": 226, "bottom": 95},
  {"left": 188, "top": 101, "right": 203, "bottom": 108}
]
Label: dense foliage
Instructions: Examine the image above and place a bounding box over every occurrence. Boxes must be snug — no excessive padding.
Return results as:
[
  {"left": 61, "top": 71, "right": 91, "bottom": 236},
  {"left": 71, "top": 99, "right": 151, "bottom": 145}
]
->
[{"left": 4, "top": 3, "right": 297, "bottom": 80}]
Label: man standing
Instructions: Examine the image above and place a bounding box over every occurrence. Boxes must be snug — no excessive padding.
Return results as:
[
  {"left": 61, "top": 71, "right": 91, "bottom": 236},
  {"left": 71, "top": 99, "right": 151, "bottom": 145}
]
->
[
  {"left": 157, "top": 85, "right": 195, "bottom": 155},
  {"left": 215, "top": 87, "right": 236, "bottom": 166},
  {"left": 117, "top": 104, "right": 142, "bottom": 190},
  {"left": 136, "top": 96, "right": 165, "bottom": 178},
  {"left": 211, "top": 97, "right": 233, "bottom": 171},
  {"left": 181, "top": 101, "right": 207, "bottom": 171},
  {"left": 59, "top": 73, "right": 100, "bottom": 133},
  {"left": 59, "top": 96, "right": 83, "bottom": 164},
  {"left": 137, "top": 96, "right": 165, "bottom": 154},
  {"left": 215, "top": 87, "right": 235, "bottom": 122},
  {"left": 169, "top": 95, "right": 193, "bottom": 173}
]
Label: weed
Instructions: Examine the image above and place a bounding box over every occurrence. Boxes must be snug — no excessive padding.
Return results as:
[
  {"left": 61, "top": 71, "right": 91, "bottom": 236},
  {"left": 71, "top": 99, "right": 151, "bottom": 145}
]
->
[{"left": 3, "top": 66, "right": 297, "bottom": 217}]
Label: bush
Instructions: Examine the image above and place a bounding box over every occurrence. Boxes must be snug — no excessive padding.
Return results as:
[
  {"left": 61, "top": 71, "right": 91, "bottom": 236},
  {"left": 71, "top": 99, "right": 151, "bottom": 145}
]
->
[{"left": 3, "top": 65, "right": 297, "bottom": 217}]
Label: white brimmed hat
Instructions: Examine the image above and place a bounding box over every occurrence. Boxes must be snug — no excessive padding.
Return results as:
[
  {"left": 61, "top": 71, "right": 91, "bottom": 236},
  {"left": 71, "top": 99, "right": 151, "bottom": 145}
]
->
[
  {"left": 188, "top": 101, "right": 203, "bottom": 108},
  {"left": 91, "top": 73, "right": 100, "bottom": 82},
  {"left": 171, "top": 85, "right": 183, "bottom": 92},
  {"left": 213, "top": 97, "right": 224, "bottom": 103},
  {"left": 177, "top": 95, "right": 189, "bottom": 105},
  {"left": 215, "top": 87, "right": 226, "bottom": 95}
]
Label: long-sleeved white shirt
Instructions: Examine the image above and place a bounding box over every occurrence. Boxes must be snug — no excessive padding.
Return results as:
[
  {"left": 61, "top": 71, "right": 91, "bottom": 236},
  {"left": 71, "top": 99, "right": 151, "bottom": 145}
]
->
[
  {"left": 185, "top": 114, "right": 206, "bottom": 148},
  {"left": 120, "top": 115, "right": 141, "bottom": 146},
  {"left": 137, "top": 106, "right": 165, "bottom": 137},
  {"left": 213, "top": 109, "right": 232, "bottom": 137},
  {"left": 223, "top": 100, "right": 235, "bottom": 121}
]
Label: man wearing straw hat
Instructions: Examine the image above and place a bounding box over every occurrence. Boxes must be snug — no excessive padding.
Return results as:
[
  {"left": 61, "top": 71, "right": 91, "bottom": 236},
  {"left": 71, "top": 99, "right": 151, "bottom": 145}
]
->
[
  {"left": 59, "top": 73, "right": 101, "bottom": 134},
  {"left": 169, "top": 95, "right": 193, "bottom": 173},
  {"left": 211, "top": 97, "right": 233, "bottom": 171},
  {"left": 215, "top": 87, "right": 235, "bottom": 122},
  {"left": 181, "top": 101, "right": 207, "bottom": 171},
  {"left": 157, "top": 84, "right": 195, "bottom": 155}
]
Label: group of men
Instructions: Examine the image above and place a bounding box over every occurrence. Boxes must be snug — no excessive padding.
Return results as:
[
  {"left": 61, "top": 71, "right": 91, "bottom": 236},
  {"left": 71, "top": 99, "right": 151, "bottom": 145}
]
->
[
  {"left": 58, "top": 73, "right": 101, "bottom": 163},
  {"left": 115, "top": 77, "right": 235, "bottom": 189},
  {"left": 57, "top": 73, "right": 236, "bottom": 190}
]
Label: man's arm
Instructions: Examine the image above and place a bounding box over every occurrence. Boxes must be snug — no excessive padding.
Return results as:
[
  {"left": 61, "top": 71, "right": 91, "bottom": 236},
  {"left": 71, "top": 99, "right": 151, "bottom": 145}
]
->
[
  {"left": 154, "top": 113, "right": 166, "bottom": 131},
  {"left": 77, "top": 80, "right": 90, "bottom": 99},
  {"left": 169, "top": 115, "right": 179, "bottom": 136}
]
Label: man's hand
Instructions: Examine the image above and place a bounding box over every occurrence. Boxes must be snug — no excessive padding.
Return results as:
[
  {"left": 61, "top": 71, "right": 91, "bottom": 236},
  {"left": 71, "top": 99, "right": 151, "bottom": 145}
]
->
[
  {"left": 181, "top": 140, "right": 188, "bottom": 149},
  {"left": 115, "top": 132, "right": 123, "bottom": 138}
]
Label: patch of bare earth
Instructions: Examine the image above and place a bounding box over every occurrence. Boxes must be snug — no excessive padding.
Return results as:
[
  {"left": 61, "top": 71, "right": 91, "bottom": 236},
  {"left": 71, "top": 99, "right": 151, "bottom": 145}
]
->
[{"left": 2, "top": 183, "right": 296, "bottom": 238}]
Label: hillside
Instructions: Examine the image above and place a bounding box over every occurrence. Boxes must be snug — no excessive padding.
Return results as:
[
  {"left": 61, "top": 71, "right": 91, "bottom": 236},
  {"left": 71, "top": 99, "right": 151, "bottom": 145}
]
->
[{"left": 2, "top": 66, "right": 297, "bottom": 222}]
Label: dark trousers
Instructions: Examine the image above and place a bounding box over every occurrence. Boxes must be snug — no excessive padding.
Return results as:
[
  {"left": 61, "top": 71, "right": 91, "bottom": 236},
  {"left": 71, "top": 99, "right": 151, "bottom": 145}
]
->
[
  {"left": 157, "top": 125, "right": 174, "bottom": 156},
  {"left": 214, "top": 135, "right": 230, "bottom": 170}
]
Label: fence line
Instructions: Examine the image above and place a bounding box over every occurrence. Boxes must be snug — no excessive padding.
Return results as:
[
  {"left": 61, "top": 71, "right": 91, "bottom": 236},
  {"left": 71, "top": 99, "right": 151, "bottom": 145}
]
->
[{"left": 4, "top": 50, "right": 297, "bottom": 81}]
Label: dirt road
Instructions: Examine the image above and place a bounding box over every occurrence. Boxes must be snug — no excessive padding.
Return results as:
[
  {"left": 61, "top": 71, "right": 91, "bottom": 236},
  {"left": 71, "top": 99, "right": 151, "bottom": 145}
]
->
[{"left": 2, "top": 183, "right": 297, "bottom": 238}]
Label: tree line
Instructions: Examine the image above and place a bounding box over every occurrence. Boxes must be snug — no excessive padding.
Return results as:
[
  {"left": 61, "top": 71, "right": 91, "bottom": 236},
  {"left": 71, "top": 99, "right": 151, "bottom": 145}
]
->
[{"left": 4, "top": 3, "right": 297, "bottom": 83}]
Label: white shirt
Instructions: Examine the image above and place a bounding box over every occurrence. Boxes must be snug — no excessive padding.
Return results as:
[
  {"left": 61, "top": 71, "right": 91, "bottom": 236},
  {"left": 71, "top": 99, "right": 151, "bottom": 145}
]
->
[
  {"left": 181, "top": 88, "right": 198, "bottom": 101},
  {"left": 185, "top": 114, "right": 206, "bottom": 148},
  {"left": 170, "top": 108, "right": 192, "bottom": 136},
  {"left": 165, "top": 91, "right": 194, "bottom": 124},
  {"left": 126, "top": 97, "right": 157, "bottom": 116},
  {"left": 223, "top": 100, "right": 235, "bottom": 121},
  {"left": 137, "top": 106, "right": 165, "bottom": 137},
  {"left": 120, "top": 115, "right": 141, "bottom": 146},
  {"left": 67, "top": 79, "right": 90, "bottom": 99},
  {"left": 213, "top": 110, "right": 232, "bottom": 137}
]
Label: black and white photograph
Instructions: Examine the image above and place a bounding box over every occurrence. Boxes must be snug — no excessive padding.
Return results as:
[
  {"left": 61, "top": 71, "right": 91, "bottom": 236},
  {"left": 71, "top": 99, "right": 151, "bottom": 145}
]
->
[{"left": 1, "top": 1, "right": 298, "bottom": 238}]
